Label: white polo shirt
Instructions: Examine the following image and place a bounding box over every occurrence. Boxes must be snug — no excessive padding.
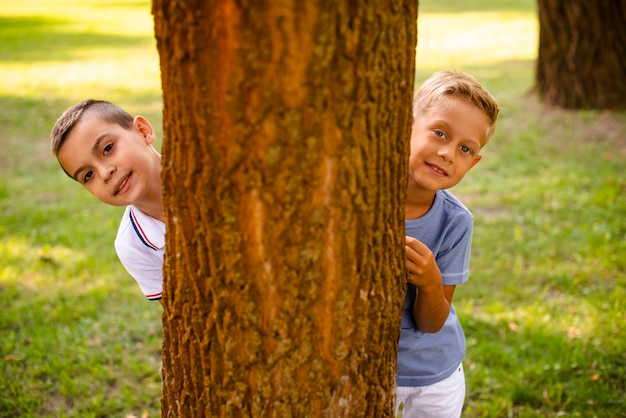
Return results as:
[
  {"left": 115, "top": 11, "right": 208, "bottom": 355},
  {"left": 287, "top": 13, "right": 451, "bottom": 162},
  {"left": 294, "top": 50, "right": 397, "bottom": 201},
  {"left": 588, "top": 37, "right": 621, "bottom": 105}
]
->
[{"left": 114, "top": 205, "right": 165, "bottom": 301}]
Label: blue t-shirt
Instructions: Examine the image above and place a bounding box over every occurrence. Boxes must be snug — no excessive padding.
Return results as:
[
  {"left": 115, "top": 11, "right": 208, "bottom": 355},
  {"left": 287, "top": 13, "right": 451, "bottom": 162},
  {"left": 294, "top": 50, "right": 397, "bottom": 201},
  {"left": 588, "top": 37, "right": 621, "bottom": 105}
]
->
[{"left": 397, "top": 189, "right": 472, "bottom": 387}]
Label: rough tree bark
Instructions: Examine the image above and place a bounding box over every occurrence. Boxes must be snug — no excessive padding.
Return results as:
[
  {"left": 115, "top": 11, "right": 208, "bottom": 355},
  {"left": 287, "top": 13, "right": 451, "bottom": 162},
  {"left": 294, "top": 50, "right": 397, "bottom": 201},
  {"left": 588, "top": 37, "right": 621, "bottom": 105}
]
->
[
  {"left": 152, "top": 0, "right": 417, "bottom": 416},
  {"left": 535, "top": 0, "right": 626, "bottom": 109}
]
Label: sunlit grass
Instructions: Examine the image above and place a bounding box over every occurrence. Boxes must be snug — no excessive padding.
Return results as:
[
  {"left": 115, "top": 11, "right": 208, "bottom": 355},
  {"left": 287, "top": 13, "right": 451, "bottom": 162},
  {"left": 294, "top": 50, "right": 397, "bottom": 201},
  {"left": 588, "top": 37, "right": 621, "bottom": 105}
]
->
[
  {"left": 417, "top": 12, "right": 538, "bottom": 68},
  {"left": 416, "top": 8, "right": 539, "bottom": 105},
  {"left": 417, "top": 1, "right": 626, "bottom": 416},
  {"left": 451, "top": 88, "right": 626, "bottom": 414},
  {"left": 1, "top": 1, "right": 163, "bottom": 416},
  {"left": 0, "top": 0, "right": 160, "bottom": 114},
  {"left": 0, "top": 0, "right": 154, "bottom": 39}
]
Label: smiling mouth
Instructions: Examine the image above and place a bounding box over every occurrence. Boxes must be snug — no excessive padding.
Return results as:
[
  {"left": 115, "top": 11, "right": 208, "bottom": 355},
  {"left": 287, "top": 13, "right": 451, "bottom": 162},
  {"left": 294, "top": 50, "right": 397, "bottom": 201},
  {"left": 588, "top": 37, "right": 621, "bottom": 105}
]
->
[
  {"left": 427, "top": 163, "right": 448, "bottom": 176},
  {"left": 114, "top": 174, "right": 130, "bottom": 195}
]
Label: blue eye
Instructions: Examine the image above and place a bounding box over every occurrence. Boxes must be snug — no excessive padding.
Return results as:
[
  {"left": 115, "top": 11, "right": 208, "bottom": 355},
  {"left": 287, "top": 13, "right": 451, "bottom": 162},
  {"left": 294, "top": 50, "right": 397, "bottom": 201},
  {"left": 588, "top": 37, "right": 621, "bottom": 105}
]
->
[
  {"left": 103, "top": 143, "right": 113, "bottom": 155},
  {"left": 434, "top": 130, "right": 446, "bottom": 139},
  {"left": 460, "top": 145, "right": 472, "bottom": 154},
  {"left": 83, "top": 170, "right": 94, "bottom": 183}
]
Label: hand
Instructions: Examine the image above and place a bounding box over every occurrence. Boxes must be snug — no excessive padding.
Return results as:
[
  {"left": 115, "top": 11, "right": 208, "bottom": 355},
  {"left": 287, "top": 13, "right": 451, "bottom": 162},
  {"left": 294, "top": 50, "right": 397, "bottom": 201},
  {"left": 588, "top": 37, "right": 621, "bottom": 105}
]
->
[
  {"left": 405, "top": 236, "right": 450, "bottom": 332},
  {"left": 405, "top": 236, "right": 441, "bottom": 290}
]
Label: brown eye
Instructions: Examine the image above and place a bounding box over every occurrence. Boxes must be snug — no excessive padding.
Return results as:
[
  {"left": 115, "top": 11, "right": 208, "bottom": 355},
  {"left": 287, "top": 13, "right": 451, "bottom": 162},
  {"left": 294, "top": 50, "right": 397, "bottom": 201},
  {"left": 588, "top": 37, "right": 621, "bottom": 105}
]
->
[{"left": 83, "top": 170, "right": 94, "bottom": 183}]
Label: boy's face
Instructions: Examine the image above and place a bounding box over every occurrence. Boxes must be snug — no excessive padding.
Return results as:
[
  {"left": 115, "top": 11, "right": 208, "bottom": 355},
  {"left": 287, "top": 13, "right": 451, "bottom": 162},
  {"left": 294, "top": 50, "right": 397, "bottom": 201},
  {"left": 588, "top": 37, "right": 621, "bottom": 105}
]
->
[
  {"left": 408, "top": 97, "right": 489, "bottom": 193},
  {"left": 57, "top": 115, "right": 159, "bottom": 207}
]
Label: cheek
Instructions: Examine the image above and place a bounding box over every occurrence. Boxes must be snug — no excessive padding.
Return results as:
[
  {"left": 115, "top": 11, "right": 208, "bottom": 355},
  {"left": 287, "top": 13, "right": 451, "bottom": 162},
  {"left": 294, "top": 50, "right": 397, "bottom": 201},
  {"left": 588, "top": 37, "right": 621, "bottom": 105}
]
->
[
  {"left": 408, "top": 135, "right": 426, "bottom": 159},
  {"left": 408, "top": 146, "right": 422, "bottom": 168},
  {"left": 84, "top": 184, "right": 100, "bottom": 196},
  {"left": 457, "top": 160, "right": 477, "bottom": 176}
]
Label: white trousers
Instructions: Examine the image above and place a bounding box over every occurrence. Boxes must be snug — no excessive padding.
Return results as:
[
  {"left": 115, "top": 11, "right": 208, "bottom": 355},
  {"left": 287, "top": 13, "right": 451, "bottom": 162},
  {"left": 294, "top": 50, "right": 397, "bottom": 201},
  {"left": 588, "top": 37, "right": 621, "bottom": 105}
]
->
[{"left": 395, "top": 363, "right": 466, "bottom": 418}]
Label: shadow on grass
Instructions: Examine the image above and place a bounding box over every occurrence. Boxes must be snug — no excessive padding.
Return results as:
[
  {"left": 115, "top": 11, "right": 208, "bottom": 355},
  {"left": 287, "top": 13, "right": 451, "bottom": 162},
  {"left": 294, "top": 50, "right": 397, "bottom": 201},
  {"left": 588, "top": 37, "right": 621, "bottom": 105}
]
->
[
  {"left": 0, "top": 95, "right": 82, "bottom": 143},
  {"left": 0, "top": 15, "right": 153, "bottom": 63}
]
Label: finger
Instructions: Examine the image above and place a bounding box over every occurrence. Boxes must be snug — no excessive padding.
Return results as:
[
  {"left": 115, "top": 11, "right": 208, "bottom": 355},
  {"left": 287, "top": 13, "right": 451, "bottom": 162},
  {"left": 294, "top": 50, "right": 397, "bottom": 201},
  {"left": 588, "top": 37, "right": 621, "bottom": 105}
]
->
[
  {"left": 405, "top": 236, "right": 427, "bottom": 254},
  {"left": 405, "top": 253, "right": 417, "bottom": 270},
  {"left": 405, "top": 242, "right": 425, "bottom": 264}
]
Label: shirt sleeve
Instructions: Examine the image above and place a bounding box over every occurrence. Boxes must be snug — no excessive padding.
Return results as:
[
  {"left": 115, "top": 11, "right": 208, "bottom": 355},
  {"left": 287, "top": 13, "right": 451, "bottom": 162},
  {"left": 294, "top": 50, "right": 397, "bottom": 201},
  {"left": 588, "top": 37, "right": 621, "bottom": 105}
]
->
[
  {"left": 437, "top": 218, "right": 473, "bottom": 286},
  {"left": 115, "top": 240, "right": 164, "bottom": 300}
]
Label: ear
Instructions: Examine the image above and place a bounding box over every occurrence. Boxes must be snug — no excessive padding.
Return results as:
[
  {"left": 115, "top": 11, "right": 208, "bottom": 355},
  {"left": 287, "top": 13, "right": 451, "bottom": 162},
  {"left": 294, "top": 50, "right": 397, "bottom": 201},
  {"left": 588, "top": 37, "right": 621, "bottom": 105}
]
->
[
  {"left": 133, "top": 116, "right": 155, "bottom": 144},
  {"left": 470, "top": 154, "right": 482, "bottom": 169}
]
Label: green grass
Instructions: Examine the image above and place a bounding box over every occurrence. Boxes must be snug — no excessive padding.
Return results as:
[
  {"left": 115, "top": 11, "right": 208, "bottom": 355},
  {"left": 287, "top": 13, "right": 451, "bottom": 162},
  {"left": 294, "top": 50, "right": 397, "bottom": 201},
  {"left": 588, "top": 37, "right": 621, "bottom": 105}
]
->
[
  {"left": 457, "top": 105, "right": 626, "bottom": 416},
  {"left": 1, "top": 0, "right": 624, "bottom": 417},
  {"left": 0, "top": 0, "right": 163, "bottom": 416},
  {"left": 416, "top": 2, "right": 626, "bottom": 416}
]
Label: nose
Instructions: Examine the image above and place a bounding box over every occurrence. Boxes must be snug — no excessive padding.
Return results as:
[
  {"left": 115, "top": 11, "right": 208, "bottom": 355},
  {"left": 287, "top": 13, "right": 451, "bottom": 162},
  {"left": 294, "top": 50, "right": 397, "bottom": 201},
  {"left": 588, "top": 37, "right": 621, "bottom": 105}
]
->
[
  {"left": 99, "top": 164, "right": 116, "bottom": 182},
  {"left": 437, "top": 145, "right": 454, "bottom": 163}
]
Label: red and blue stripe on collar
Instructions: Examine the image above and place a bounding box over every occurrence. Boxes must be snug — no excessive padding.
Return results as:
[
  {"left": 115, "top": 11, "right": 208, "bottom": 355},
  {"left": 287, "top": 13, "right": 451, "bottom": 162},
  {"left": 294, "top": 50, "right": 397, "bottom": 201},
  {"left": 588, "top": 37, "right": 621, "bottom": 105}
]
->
[{"left": 129, "top": 208, "right": 159, "bottom": 251}]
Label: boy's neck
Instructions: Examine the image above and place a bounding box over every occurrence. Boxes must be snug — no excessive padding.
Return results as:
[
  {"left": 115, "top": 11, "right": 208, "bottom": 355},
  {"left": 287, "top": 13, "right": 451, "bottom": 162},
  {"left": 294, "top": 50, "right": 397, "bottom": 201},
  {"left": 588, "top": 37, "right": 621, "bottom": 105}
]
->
[
  {"left": 135, "top": 203, "right": 165, "bottom": 222},
  {"left": 133, "top": 153, "right": 165, "bottom": 222},
  {"left": 405, "top": 189, "right": 437, "bottom": 220},
  {"left": 132, "top": 184, "right": 165, "bottom": 222}
]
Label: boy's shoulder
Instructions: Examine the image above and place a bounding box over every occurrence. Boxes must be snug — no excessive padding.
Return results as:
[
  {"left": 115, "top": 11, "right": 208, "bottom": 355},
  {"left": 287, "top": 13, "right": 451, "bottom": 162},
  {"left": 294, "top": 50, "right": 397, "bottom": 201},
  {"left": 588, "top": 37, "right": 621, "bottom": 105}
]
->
[
  {"left": 115, "top": 205, "right": 165, "bottom": 251},
  {"left": 406, "top": 190, "right": 473, "bottom": 240},
  {"left": 436, "top": 189, "right": 472, "bottom": 218},
  {"left": 429, "top": 190, "right": 474, "bottom": 222}
]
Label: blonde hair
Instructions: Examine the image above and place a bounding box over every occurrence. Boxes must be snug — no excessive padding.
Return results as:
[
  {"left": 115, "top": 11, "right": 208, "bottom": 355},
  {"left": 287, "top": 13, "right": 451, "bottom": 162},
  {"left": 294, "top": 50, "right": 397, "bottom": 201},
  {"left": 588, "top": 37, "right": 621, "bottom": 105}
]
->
[{"left": 413, "top": 70, "right": 499, "bottom": 143}]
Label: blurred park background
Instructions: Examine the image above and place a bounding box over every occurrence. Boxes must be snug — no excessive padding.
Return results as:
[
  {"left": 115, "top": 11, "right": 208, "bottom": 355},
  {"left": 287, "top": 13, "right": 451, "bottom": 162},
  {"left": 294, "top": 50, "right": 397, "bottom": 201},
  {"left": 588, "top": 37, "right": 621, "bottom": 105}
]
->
[{"left": 0, "top": 0, "right": 624, "bottom": 416}]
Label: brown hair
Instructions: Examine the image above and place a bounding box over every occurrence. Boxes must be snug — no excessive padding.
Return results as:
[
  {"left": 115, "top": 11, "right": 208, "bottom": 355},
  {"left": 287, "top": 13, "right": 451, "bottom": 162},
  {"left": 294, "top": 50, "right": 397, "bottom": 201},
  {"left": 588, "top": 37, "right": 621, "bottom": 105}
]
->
[
  {"left": 413, "top": 70, "right": 499, "bottom": 143},
  {"left": 50, "top": 99, "right": 134, "bottom": 156}
]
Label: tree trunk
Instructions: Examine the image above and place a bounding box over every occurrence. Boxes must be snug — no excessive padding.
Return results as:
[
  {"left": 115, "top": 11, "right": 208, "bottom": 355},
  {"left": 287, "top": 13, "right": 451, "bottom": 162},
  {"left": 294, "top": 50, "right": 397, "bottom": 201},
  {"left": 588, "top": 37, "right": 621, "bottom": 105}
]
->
[
  {"left": 535, "top": 0, "right": 626, "bottom": 109},
  {"left": 152, "top": 0, "right": 417, "bottom": 416}
]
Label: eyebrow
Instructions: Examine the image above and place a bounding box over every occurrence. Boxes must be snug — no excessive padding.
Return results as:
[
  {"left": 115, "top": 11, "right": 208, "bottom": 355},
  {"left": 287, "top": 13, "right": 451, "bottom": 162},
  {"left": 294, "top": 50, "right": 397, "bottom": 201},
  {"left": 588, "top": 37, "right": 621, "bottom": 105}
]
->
[
  {"left": 71, "top": 133, "right": 110, "bottom": 181},
  {"left": 466, "top": 138, "right": 482, "bottom": 149}
]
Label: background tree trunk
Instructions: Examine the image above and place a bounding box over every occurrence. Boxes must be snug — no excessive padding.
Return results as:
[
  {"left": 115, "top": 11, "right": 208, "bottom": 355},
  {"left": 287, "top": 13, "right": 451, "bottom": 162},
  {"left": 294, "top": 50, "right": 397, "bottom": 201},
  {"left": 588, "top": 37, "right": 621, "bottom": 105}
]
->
[
  {"left": 535, "top": 0, "right": 626, "bottom": 109},
  {"left": 152, "top": 0, "right": 417, "bottom": 416}
]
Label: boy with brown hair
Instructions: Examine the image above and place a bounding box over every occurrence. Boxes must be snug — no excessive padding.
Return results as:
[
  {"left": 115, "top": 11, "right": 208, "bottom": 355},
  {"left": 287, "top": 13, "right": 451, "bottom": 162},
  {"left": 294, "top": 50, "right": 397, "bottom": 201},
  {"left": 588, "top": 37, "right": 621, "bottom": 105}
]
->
[{"left": 51, "top": 100, "right": 164, "bottom": 301}]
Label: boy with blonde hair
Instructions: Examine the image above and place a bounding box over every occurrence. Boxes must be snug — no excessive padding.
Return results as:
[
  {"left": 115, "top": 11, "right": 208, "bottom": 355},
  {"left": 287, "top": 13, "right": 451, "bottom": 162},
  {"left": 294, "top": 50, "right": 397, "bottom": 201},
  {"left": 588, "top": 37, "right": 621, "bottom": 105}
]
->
[
  {"left": 397, "top": 70, "right": 499, "bottom": 417},
  {"left": 51, "top": 100, "right": 164, "bottom": 301}
]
